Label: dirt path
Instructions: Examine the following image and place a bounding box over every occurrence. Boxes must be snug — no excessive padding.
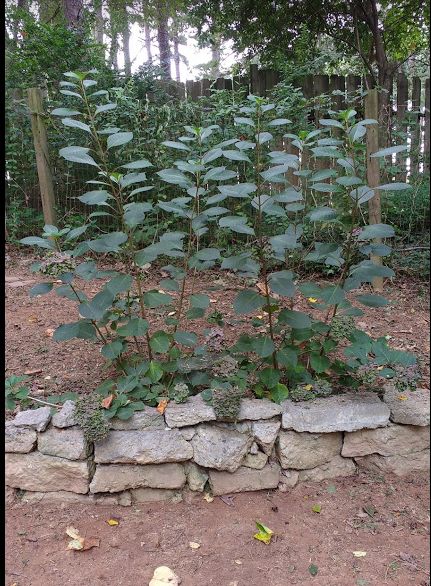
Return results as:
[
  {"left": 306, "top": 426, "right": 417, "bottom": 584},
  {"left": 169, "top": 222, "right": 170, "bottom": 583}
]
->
[{"left": 6, "top": 471, "right": 430, "bottom": 586}]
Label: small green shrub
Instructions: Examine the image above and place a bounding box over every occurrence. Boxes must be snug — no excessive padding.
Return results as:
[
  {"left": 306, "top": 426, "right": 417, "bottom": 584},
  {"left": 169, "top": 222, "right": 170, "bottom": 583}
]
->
[
  {"left": 74, "top": 394, "right": 109, "bottom": 443},
  {"left": 212, "top": 385, "right": 244, "bottom": 421}
]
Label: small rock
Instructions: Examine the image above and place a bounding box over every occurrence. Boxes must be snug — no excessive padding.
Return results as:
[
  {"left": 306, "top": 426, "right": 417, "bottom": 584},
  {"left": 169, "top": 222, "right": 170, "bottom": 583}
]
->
[
  {"left": 238, "top": 399, "right": 282, "bottom": 421},
  {"left": 131, "top": 488, "right": 183, "bottom": 504},
  {"left": 243, "top": 452, "right": 268, "bottom": 470},
  {"left": 252, "top": 419, "right": 281, "bottom": 455},
  {"left": 279, "top": 469, "right": 299, "bottom": 488},
  {"left": 52, "top": 401, "right": 76, "bottom": 428},
  {"left": 13, "top": 407, "right": 51, "bottom": 432},
  {"left": 383, "top": 385, "right": 430, "bottom": 426},
  {"left": 5, "top": 423, "right": 37, "bottom": 453},
  {"left": 178, "top": 426, "right": 196, "bottom": 441},
  {"left": 149, "top": 566, "right": 181, "bottom": 586},
  {"left": 249, "top": 442, "right": 259, "bottom": 455},
  {"left": 355, "top": 449, "right": 430, "bottom": 476},
  {"left": 185, "top": 462, "right": 208, "bottom": 492},
  {"left": 109, "top": 408, "right": 165, "bottom": 430},
  {"left": 342, "top": 424, "right": 430, "bottom": 457},
  {"left": 90, "top": 463, "right": 186, "bottom": 493},
  {"left": 38, "top": 427, "right": 89, "bottom": 460},
  {"left": 209, "top": 462, "right": 280, "bottom": 495}
]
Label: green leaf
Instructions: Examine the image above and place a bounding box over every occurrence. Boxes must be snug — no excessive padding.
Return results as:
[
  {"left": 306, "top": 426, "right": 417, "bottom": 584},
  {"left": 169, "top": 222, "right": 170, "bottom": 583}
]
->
[
  {"left": 376, "top": 182, "right": 412, "bottom": 191},
  {"left": 268, "top": 118, "right": 291, "bottom": 126},
  {"left": 278, "top": 310, "right": 311, "bottom": 329},
  {"left": 147, "top": 361, "right": 164, "bottom": 383},
  {"left": 270, "top": 383, "right": 289, "bottom": 403},
  {"left": 20, "top": 236, "right": 55, "bottom": 250},
  {"left": 233, "top": 289, "right": 265, "bottom": 314},
  {"left": 162, "top": 140, "right": 191, "bottom": 151},
  {"left": 358, "top": 224, "right": 395, "bottom": 240},
  {"left": 53, "top": 320, "right": 97, "bottom": 341},
  {"left": 105, "top": 274, "right": 133, "bottom": 295},
  {"left": 122, "top": 159, "right": 152, "bottom": 170},
  {"left": 258, "top": 368, "right": 280, "bottom": 389},
  {"left": 120, "top": 172, "right": 147, "bottom": 188},
  {"left": 203, "top": 167, "right": 237, "bottom": 182},
  {"left": 61, "top": 117, "right": 91, "bottom": 133},
  {"left": 59, "top": 89, "right": 83, "bottom": 99},
  {"left": 222, "top": 150, "right": 251, "bottom": 162},
  {"left": 268, "top": 271, "right": 295, "bottom": 297},
  {"left": 174, "top": 331, "right": 198, "bottom": 347},
  {"left": 219, "top": 216, "right": 254, "bottom": 235},
  {"left": 143, "top": 290, "right": 173, "bottom": 308},
  {"left": 157, "top": 168, "right": 190, "bottom": 186},
  {"left": 95, "top": 103, "right": 117, "bottom": 115},
  {"left": 307, "top": 207, "right": 338, "bottom": 221},
  {"left": 310, "top": 353, "right": 330, "bottom": 373},
  {"left": 195, "top": 248, "right": 221, "bottom": 261},
  {"left": 356, "top": 294, "right": 389, "bottom": 307},
  {"left": 101, "top": 340, "right": 124, "bottom": 360},
  {"left": 107, "top": 131, "right": 133, "bottom": 149},
  {"left": 159, "top": 278, "right": 179, "bottom": 291},
  {"left": 234, "top": 116, "right": 255, "bottom": 126},
  {"left": 51, "top": 108, "right": 81, "bottom": 116},
  {"left": 88, "top": 231, "right": 127, "bottom": 252},
  {"left": 319, "top": 118, "right": 344, "bottom": 129},
  {"left": 59, "top": 146, "right": 99, "bottom": 167},
  {"left": 252, "top": 336, "right": 275, "bottom": 358},
  {"left": 78, "top": 190, "right": 110, "bottom": 205},
  {"left": 371, "top": 145, "right": 408, "bottom": 158},
  {"left": 115, "top": 407, "right": 135, "bottom": 420},
  {"left": 308, "top": 564, "right": 318, "bottom": 577},
  {"left": 349, "top": 185, "right": 374, "bottom": 205},
  {"left": 29, "top": 282, "right": 53, "bottom": 297},
  {"left": 150, "top": 331, "right": 171, "bottom": 353},
  {"left": 117, "top": 317, "right": 149, "bottom": 336},
  {"left": 190, "top": 293, "right": 210, "bottom": 309}
]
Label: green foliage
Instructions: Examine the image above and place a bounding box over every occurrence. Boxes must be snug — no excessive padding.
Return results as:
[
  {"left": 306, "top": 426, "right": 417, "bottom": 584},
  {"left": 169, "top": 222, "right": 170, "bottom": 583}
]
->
[
  {"left": 74, "top": 394, "right": 110, "bottom": 443},
  {"left": 5, "top": 375, "right": 30, "bottom": 411},
  {"left": 18, "top": 70, "right": 418, "bottom": 412},
  {"left": 212, "top": 385, "right": 244, "bottom": 421}
]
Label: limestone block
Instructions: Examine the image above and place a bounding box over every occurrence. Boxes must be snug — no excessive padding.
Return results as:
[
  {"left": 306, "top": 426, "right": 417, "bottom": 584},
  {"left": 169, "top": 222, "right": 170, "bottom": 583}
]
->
[
  {"left": 109, "top": 408, "right": 165, "bottom": 430},
  {"left": 342, "top": 424, "right": 430, "bottom": 457},
  {"left": 131, "top": 488, "right": 183, "bottom": 503},
  {"left": 355, "top": 449, "right": 430, "bottom": 476},
  {"left": 277, "top": 431, "right": 342, "bottom": 469},
  {"left": 5, "top": 423, "right": 36, "bottom": 453},
  {"left": 237, "top": 399, "right": 282, "bottom": 421},
  {"left": 94, "top": 430, "right": 193, "bottom": 464},
  {"left": 38, "top": 427, "right": 90, "bottom": 460},
  {"left": 243, "top": 452, "right": 268, "bottom": 470},
  {"left": 252, "top": 419, "right": 281, "bottom": 455},
  {"left": 383, "top": 385, "right": 430, "bottom": 426},
  {"left": 164, "top": 394, "right": 216, "bottom": 428},
  {"left": 90, "top": 463, "right": 186, "bottom": 493},
  {"left": 209, "top": 462, "right": 280, "bottom": 495},
  {"left": 297, "top": 455, "right": 356, "bottom": 483},
  {"left": 185, "top": 462, "right": 208, "bottom": 492},
  {"left": 281, "top": 392, "right": 389, "bottom": 432},
  {"left": 191, "top": 424, "right": 252, "bottom": 472},
  {"left": 6, "top": 452, "right": 90, "bottom": 493},
  {"left": 52, "top": 401, "right": 76, "bottom": 428}
]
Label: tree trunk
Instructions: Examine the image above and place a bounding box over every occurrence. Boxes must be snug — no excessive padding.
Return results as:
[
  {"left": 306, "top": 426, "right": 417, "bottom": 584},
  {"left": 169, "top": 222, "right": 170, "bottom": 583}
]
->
[
  {"left": 12, "top": 0, "right": 27, "bottom": 43},
  {"left": 62, "top": 0, "right": 83, "bottom": 28},
  {"left": 156, "top": 0, "right": 171, "bottom": 79},
  {"left": 144, "top": 24, "right": 152, "bottom": 62},
  {"left": 108, "top": 0, "right": 118, "bottom": 70},
  {"left": 94, "top": 0, "right": 104, "bottom": 44},
  {"left": 210, "top": 38, "right": 221, "bottom": 79},
  {"left": 122, "top": 5, "right": 131, "bottom": 76},
  {"left": 173, "top": 33, "right": 180, "bottom": 82}
]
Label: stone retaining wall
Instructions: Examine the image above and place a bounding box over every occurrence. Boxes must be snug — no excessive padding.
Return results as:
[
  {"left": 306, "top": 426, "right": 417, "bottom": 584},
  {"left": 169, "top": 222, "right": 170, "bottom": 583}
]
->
[{"left": 5, "top": 385, "right": 430, "bottom": 506}]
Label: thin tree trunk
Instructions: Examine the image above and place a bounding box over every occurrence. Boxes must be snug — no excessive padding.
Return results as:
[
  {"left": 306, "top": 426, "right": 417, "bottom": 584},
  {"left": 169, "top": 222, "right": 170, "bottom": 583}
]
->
[
  {"left": 108, "top": 0, "right": 118, "bottom": 70},
  {"left": 94, "top": 0, "right": 104, "bottom": 44},
  {"left": 210, "top": 39, "right": 221, "bottom": 79},
  {"left": 156, "top": 0, "right": 171, "bottom": 79},
  {"left": 62, "top": 0, "right": 83, "bottom": 28},
  {"left": 122, "top": 5, "right": 131, "bottom": 75},
  {"left": 173, "top": 33, "right": 180, "bottom": 82},
  {"left": 144, "top": 24, "right": 152, "bottom": 62}
]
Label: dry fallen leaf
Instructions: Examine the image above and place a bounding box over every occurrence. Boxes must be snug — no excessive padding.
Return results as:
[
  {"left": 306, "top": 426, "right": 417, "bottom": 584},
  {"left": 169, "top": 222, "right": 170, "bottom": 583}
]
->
[
  {"left": 107, "top": 518, "right": 119, "bottom": 526},
  {"left": 397, "top": 395, "right": 408, "bottom": 401},
  {"left": 253, "top": 521, "right": 273, "bottom": 545},
  {"left": 189, "top": 542, "right": 201, "bottom": 549},
  {"left": 234, "top": 559, "right": 242, "bottom": 565},
  {"left": 353, "top": 551, "right": 367, "bottom": 557},
  {"left": 203, "top": 493, "right": 214, "bottom": 503},
  {"left": 156, "top": 399, "right": 169, "bottom": 414},
  {"left": 101, "top": 394, "right": 115, "bottom": 409},
  {"left": 24, "top": 369, "right": 42, "bottom": 376},
  {"left": 66, "top": 526, "right": 99, "bottom": 551},
  {"left": 28, "top": 315, "right": 39, "bottom": 323}
]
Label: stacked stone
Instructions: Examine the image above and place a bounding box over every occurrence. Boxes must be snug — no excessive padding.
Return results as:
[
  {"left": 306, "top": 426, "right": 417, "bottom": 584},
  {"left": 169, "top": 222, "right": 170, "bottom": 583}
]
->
[{"left": 5, "top": 385, "right": 430, "bottom": 505}]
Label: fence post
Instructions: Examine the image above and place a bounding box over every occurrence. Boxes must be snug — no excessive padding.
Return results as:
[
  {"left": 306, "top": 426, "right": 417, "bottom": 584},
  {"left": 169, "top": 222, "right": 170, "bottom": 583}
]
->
[
  {"left": 411, "top": 77, "right": 421, "bottom": 176},
  {"left": 425, "top": 78, "right": 430, "bottom": 174},
  {"left": 365, "top": 88, "right": 383, "bottom": 292},
  {"left": 396, "top": 73, "right": 408, "bottom": 181},
  {"left": 27, "top": 87, "right": 56, "bottom": 227}
]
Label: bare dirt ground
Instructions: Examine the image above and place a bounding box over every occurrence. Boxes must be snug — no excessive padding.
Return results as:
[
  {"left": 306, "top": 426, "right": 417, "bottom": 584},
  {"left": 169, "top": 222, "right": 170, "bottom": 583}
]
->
[
  {"left": 6, "top": 472, "right": 430, "bottom": 586},
  {"left": 5, "top": 245, "right": 431, "bottom": 586}
]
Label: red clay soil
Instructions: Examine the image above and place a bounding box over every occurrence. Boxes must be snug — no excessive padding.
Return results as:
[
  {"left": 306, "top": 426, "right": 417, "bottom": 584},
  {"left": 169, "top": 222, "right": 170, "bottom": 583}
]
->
[
  {"left": 5, "top": 245, "right": 431, "bottom": 585},
  {"left": 5, "top": 471, "right": 430, "bottom": 586}
]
